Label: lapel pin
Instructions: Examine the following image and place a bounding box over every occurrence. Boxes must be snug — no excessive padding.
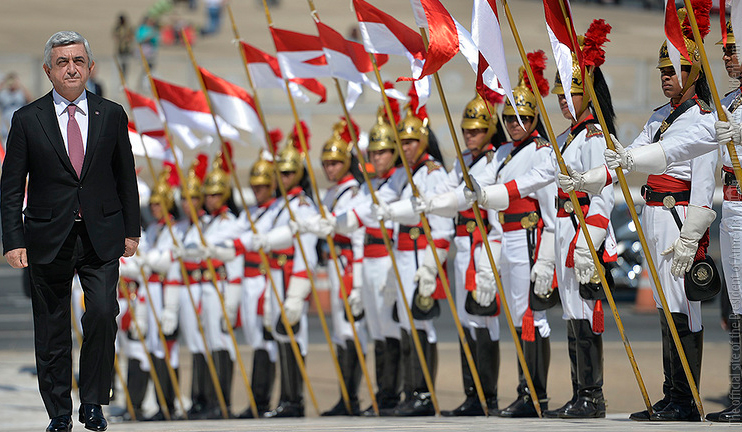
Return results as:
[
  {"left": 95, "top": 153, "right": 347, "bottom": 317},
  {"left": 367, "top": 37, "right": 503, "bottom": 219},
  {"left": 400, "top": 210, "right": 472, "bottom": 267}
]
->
[{"left": 95, "top": 111, "right": 100, "bottom": 115}]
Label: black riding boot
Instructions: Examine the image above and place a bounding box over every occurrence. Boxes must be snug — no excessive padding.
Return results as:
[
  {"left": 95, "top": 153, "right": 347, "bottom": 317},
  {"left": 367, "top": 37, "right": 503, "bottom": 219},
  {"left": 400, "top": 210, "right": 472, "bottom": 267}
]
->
[
  {"left": 630, "top": 310, "right": 673, "bottom": 421},
  {"left": 650, "top": 312, "right": 702, "bottom": 421},
  {"left": 364, "top": 337, "right": 403, "bottom": 416},
  {"left": 125, "top": 359, "right": 149, "bottom": 420},
  {"left": 146, "top": 357, "right": 177, "bottom": 421},
  {"left": 265, "top": 342, "right": 304, "bottom": 418},
  {"left": 545, "top": 320, "right": 578, "bottom": 418},
  {"left": 394, "top": 330, "right": 436, "bottom": 416},
  {"left": 187, "top": 353, "right": 212, "bottom": 419},
  {"left": 500, "top": 327, "right": 549, "bottom": 417},
  {"left": 707, "top": 314, "right": 742, "bottom": 422},
  {"left": 442, "top": 328, "right": 481, "bottom": 416},
  {"left": 239, "top": 348, "right": 276, "bottom": 418},
  {"left": 560, "top": 319, "right": 605, "bottom": 418},
  {"left": 322, "top": 340, "right": 362, "bottom": 416},
  {"left": 205, "top": 350, "right": 233, "bottom": 419},
  {"left": 475, "top": 327, "right": 500, "bottom": 415}
]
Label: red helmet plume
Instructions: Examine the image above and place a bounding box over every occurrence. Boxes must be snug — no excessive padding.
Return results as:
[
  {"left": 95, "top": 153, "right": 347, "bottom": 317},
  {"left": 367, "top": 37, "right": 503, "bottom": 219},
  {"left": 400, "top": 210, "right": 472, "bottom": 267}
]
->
[
  {"left": 681, "top": 0, "right": 712, "bottom": 40},
  {"left": 268, "top": 128, "right": 283, "bottom": 155},
  {"left": 384, "top": 81, "right": 401, "bottom": 124},
  {"left": 291, "top": 121, "right": 311, "bottom": 153},
  {"left": 339, "top": 117, "right": 360, "bottom": 145},
  {"left": 193, "top": 153, "right": 209, "bottom": 182},
  {"left": 524, "top": 50, "right": 549, "bottom": 97},
  {"left": 583, "top": 19, "right": 612, "bottom": 68}
]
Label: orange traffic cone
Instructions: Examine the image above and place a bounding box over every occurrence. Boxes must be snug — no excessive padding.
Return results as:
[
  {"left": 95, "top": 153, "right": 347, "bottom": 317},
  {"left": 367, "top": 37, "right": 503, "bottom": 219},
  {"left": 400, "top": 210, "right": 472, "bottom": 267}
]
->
[{"left": 634, "top": 266, "right": 656, "bottom": 314}]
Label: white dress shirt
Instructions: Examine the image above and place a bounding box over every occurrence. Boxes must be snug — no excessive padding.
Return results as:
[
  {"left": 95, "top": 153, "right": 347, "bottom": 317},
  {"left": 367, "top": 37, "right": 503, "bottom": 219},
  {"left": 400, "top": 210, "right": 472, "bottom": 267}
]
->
[{"left": 52, "top": 89, "right": 89, "bottom": 154}]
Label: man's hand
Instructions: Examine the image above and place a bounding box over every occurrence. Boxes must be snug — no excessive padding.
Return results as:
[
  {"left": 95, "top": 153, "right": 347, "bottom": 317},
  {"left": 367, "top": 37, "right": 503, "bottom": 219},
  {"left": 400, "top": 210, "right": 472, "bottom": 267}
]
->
[
  {"left": 5, "top": 248, "right": 28, "bottom": 268},
  {"left": 124, "top": 237, "right": 139, "bottom": 257}
]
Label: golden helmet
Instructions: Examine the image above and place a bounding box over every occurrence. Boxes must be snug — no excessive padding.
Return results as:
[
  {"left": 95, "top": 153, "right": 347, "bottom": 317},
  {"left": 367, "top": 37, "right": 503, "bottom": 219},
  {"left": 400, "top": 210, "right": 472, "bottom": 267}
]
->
[
  {"left": 321, "top": 120, "right": 352, "bottom": 179},
  {"left": 397, "top": 105, "right": 429, "bottom": 161},
  {"left": 202, "top": 153, "right": 232, "bottom": 201},
  {"left": 552, "top": 51, "right": 583, "bottom": 95},
  {"left": 276, "top": 142, "right": 305, "bottom": 189},
  {"left": 368, "top": 107, "right": 397, "bottom": 153},
  {"left": 716, "top": 21, "right": 735, "bottom": 45},
  {"left": 149, "top": 167, "right": 175, "bottom": 212},
  {"left": 461, "top": 93, "right": 499, "bottom": 144},
  {"left": 249, "top": 157, "right": 275, "bottom": 187},
  {"left": 184, "top": 154, "right": 208, "bottom": 201},
  {"left": 658, "top": 9, "right": 701, "bottom": 69}
]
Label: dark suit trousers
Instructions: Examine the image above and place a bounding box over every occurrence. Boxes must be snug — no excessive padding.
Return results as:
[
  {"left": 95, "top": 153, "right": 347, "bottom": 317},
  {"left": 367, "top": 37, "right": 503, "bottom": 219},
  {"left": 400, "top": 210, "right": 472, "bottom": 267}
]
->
[{"left": 29, "top": 220, "right": 120, "bottom": 418}]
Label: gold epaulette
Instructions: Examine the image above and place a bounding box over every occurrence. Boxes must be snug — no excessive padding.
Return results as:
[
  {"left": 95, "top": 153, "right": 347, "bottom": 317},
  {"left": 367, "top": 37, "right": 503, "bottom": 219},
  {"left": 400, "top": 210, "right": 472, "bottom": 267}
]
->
[
  {"left": 695, "top": 99, "right": 712, "bottom": 113},
  {"left": 298, "top": 195, "right": 310, "bottom": 207},
  {"left": 534, "top": 136, "right": 551, "bottom": 149},
  {"left": 426, "top": 160, "right": 442, "bottom": 173},
  {"left": 486, "top": 151, "right": 495, "bottom": 163},
  {"left": 585, "top": 124, "right": 603, "bottom": 139},
  {"left": 350, "top": 185, "right": 359, "bottom": 198}
]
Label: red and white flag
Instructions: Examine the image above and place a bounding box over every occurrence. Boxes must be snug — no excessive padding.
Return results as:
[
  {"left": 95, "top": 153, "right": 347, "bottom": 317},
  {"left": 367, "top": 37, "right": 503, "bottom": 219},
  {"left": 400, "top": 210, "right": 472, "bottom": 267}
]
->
[
  {"left": 664, "top": 0, "right": 689, "bottom": 80},
  {"left": 127, "top": 121, "right": 183, "bottom": 163},
  {"left": 543, "top": 0, "right": 582, "bottom": 119},
  {"left": 471, "top": 1, "right": 516, "bottom": 112},
  {"left": 353, "top": 0, "right": 431, "bottom": 106},
  {"left": 270, "top": 27, "right": 332, "bottom": 80},
  {"left": 152, "top": 78, "right": 241, "bottom": 149},
  {"left": 124, "top": 88, "right": 164, "bottom": 135},
  {"left": 240, "top": 41, "right": 327, "bottom": 103},
  {"left": 199, "top": 67, "right": 264, "bottom": 140}
]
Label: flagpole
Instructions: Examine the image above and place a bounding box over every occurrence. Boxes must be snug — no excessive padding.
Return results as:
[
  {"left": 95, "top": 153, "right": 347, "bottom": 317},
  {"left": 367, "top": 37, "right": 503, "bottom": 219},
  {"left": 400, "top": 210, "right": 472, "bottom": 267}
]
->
[
  {"left": 304, "top": 0, "right": 441, "bottom": 416},
  {"left": 138, "top": 45, "right": 231, "bottom": 420},
  {"left": 182, "top": 31, "right": 274, "bottom": 420},
  {"left": 684, "top": 0, "right": 742, "bottom": 187},
  {"left": 501, "top": 0, "right": 655, "bottom": 412},
  {"left": 114, "top": 58, "right": 190, "bottom": 419},
  {"left": 226, "top": 4, "right": 351, "bottom": 416},
  {"left": 416, "top": 24, "right": 539, "bottom": 418},
  {"left": 261, "top": 0, "right": 380, "bottom": 416}
]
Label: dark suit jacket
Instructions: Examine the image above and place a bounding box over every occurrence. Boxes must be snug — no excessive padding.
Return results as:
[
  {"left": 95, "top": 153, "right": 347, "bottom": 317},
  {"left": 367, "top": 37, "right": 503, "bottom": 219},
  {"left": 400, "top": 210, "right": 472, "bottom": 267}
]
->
[{"left": 1, "top": 90, "right": 140, "bottom": 264}]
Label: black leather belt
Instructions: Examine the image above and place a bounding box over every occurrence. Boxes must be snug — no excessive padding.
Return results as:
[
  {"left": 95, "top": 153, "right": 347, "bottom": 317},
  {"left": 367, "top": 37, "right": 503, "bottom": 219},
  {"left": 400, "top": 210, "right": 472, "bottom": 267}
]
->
[
  {"left": 641, "top": 184, "right": 690, "bottom": 207},
  {"left": 498, "top": 211, "right": 540, "bottom": 226},
  {"left": 725, "top": 171, "right": 738, "bottom": 186},
  {"left": 556, "top": 196, "right": 590, "bottom": 212},
  {"left": 364, "top": 233, "right": 386, "bottom": 246}
]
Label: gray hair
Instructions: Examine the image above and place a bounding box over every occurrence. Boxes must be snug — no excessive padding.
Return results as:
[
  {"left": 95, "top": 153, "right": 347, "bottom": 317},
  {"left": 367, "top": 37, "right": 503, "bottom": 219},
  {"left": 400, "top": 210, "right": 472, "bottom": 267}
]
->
[{"left": 43, "top": 31, "right": 94, "bottom": 68}]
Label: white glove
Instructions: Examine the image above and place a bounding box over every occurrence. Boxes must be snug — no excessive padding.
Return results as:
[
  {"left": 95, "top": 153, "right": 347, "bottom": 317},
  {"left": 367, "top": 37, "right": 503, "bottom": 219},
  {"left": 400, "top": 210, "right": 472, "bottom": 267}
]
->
[
  {"left": 134, "top": 294, "right": 148, "bottom": 336},
  {"left": 531, "top": 231, "right": 556, "bottom": 297},
  {"left": 146, "top": 249, "right": 173, "bottom": 275},
  {"left": 283, "top": 277, "right": 311, "bottom": 325},
  {"left": 182, "top": 243, "right": 206, "bottom": 261},
  {"left": 604, "top": 136, "right": 630, "bottom": 171},
  {"left": 371, "top": 202, "right": 391, "bottom": 221},
  {"left": 348, "top": 288, "right": 363, "bottom": 317},
  {"left": 558, "top": 166, "right": 608, "bottom": 195},
  {"left": 208, "top": 241, "right": 237, "bottom": 262},
  {"left": 160, "top": 285, "right": 180, "bottom": 335},
  {"left": 381, "top": 268, "right": 397, "bottom": 306},
  {"left": 170, "top": 243, "right": 184, "bottom": 260},
  {"left": 412, "top": 190, "right": 465, "bottom": 218},
  {"left": 465, "top": 176, "right": 510, "bottom": 211},
  {"left": 716, "top": 106, "right": 741, "bottom": 146},
  {"left": 573, "top": 224, "right": 607, "bottom": 284},
  {"left": 222, "top": 283, "right": 242, "bottom": 332},
  {"left": 474, "top": 240, "right": 501, "bottom": 307},
  {"left": 414, "top": 246, "right": 447, "bottom": 297},
  {"left": 662, "top": 205, "right": 716, "bottom": 277}
]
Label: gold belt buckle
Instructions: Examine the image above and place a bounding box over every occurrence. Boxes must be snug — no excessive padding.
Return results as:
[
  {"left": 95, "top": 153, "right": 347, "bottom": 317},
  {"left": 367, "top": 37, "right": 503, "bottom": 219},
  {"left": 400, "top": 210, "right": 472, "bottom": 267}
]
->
[
  {"left": 259, "top": 263, "right": 268, "bottom": 275},
  {"left": 409, "top": 227, "right": 421, "bottom": 240},
  {"left": 466, "top": 220, "right": 477, "bottom": 234},
  {"left": 202, "top": 269, "right": 212, "bottom": 281},
  {"left": 192, "top": 269, "right": 202, "bottom": 281},
  {"left": 498, "top": 212, "right": 506, "bottom": 224},
  {"left": 277, "top": 254, "right": 288, "bottom": 267},
  {"left": 521, "top": 212, "right": 540, "bottom": 230},
  {"left": 563, "top": 200, "right": 574, "bottom": 214},
  {"left": 662, "top": 195, "right": 676, "bottom": 209}
]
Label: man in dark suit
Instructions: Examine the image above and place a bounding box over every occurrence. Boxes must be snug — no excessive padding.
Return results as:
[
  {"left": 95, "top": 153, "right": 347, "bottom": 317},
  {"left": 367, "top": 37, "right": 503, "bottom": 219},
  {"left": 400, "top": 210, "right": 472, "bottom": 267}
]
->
[{"left": 1, "top": 31, "right": 140, "bottom": 432}]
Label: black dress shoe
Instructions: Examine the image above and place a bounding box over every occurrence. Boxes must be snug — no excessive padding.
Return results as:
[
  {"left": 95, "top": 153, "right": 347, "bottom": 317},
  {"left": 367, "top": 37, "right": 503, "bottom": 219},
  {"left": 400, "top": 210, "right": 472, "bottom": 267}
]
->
[
  {"left": 78, "top": 404, "right": 108, "bottom": 431},
  {"left": 544, "top": 396, "right": 576, "bottom": 418},
  {"left": 649, "top": 401, "right": 700, "bottom": 421},
  {"left": 629, "top": 398, "right": 670, "bottom": 421},
  {"left": 393, "top": 392, "right": 435, "bottom": 417},
  {"left": 321, "top": 398, "right": 360, "bottom": 416},
  {"left": 237, "top": 405, "right": 269, "bottom": 419},
  {"left": 263, "top": 401, "right": 304, "bottom": 418},
  {"left": 441, "top": 396, "right": 484, "bottom": 417},
  {"left": 47, "top": 415, "right": 72, "bottom": 432},
  {"left": 499, "top": 394, "right": 546, "bottom": 418},
  {"left": 559, "top": 396, "right": 605, "bottom": 419},
  {"left": 706, "top": 402, "right": 742, "bottom": 422}
]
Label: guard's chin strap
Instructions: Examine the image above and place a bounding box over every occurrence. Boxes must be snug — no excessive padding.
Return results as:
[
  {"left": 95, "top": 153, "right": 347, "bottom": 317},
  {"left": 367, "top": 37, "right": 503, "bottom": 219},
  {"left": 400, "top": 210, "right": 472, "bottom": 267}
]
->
[
  {"left": 575, "top": 67, "right": 594, "bottom": 120},
  {"left": 679, "top": 62, "right": 702, "bottom": 98}
]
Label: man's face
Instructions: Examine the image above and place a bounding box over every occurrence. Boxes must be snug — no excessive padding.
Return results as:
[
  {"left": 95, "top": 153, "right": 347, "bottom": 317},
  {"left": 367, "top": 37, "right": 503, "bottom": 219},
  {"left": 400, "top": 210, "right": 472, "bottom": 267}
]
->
[
  {"left": 43, "top": 43, "right": 93, "bottom": 101},
  {"left": 322, "top": 160, "right": 345, "bottom": 183},
  {"left": 723, "top": 44, "right": 741, "bottom": 79}
]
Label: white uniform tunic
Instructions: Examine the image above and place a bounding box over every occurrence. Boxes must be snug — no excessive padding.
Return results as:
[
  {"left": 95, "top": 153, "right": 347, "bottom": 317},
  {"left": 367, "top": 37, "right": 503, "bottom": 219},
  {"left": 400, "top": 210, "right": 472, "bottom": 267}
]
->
[
  {"left": 269, "top": 187, "right": 319, "bottom": 355},
  {"left": 627, "top": 101, "right": 717, "bottom": 332},
  {"left": 358, "top": 170, "right": 400, "bottom": 342},
  {"left": 475, "top": 134, "right": 557, "bottom": 339},
  {"left": 515, "top": 119, "right": 617, "bottom": 329},
  {"left": 437, "top": 148, "right": 501, "bottom": 341},
  {"left": 721, "top": 88, "right": 742, "bottom": 315},
  {"left": 233, "top": 197, "right": 282, "bottom": 362},
  {"left": 355, "top": 155, "right": 455, "bottom": 344},
  {"left": 322, "top": 175, "right": 366, "bottom": 347}
]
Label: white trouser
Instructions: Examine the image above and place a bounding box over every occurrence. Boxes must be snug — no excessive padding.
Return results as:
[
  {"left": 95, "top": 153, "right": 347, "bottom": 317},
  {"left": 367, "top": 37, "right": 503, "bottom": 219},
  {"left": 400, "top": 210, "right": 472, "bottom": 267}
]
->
[
  {"left": 179, "top": 283, "right": 206, "bottom": 354},
  {"left": 720, "top": 201, "right": 742, "bottom": 315},
  {"left": 642, "top": 205, "right": 702, "bottom": 332},
  {"left": 201, "top": 280, "right": 236, "bottom": 359},
  {"left": 362, "top": 255, "right": 401, "bottom": 341},
  {"left": 241, "top": 275, "right": 278, "bottom": 362},
  {"left": 501, "top": 230, "right": 550, "bottom": 338},
  {"left": 453, "top": 236, "right": 499, "bottom": 341},
  {"left": 555, "top": 217, "right": 600, "bottom": 329},
  {"left": 394, "top": 248, "right": 437, "bottom": 344},
  {"left": 329, "top": 256, "right": 367, "bottom": 349}
]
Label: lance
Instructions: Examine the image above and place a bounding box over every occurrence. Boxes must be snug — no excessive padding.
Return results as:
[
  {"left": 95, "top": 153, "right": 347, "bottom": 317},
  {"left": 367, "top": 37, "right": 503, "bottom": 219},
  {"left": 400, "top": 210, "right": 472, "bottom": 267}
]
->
[
  {"left": 415, "top": 23, "right": 541, "bottom": 417},
  {"left": 502, "top": 0, "right": 654, "bottom": 412},
  {"left": 301, "top": 0, "right": 442, "bottom": 415},
  {"left": 139, "top": 45, "right": 231, "bottom": 420},
  {"left": 115, "top": 57, "right": 190, "bottom": 420},
  {"left": 118, "top": 276, "right": 172, "bottom": 420},
  {"left": 260, "top": 0, "right": 379, "bottom": 415},
  {"left": 70, "top": 296, "right": 136, "bottom": 420}
]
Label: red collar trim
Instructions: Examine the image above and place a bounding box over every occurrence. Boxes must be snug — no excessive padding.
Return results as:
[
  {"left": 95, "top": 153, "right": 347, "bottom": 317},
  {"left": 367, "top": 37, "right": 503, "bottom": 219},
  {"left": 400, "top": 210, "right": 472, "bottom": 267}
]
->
[
  {"left": 210, "top": 205, "right": 228, "bottom": 217},
  {"left": 513, "top": 130, "right": 539, "bottom": 147},
  {"left": 379, "top": 166, "right": 397, "bottom": 179},
  {"left": 671, "top": 95, "right": 697, "bottom": 109},
  {"left": 412, "top": 153, "right": 430, "bottom": 170},
  {"left": 337, "top": 174, "right": 355, "bottom": 185},
  {"left": 286, "top": 186, "right": 303, "bottom": 197},
  {"left": 571, "top": 114, "right": 595, "bottom": 132},
  {"left": 259, "top": 197, "right": 277, "bottom": 209}
]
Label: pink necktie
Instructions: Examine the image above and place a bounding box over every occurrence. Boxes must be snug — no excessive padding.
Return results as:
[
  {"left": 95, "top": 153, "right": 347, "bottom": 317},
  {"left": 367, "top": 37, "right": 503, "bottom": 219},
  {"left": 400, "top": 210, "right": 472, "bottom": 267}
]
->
[{"left": 67, "top": 104, "right": 84, "bottom": 177}]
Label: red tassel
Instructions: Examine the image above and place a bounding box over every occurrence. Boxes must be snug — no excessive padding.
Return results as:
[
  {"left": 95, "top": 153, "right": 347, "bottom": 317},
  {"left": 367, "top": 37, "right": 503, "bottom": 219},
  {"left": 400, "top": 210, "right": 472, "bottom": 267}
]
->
[
  {"left": 592, "top": 300, "right": 604, "bottom": 333},
  {"left": 522, "top": 308, "right": 535, "bottom": 342}
]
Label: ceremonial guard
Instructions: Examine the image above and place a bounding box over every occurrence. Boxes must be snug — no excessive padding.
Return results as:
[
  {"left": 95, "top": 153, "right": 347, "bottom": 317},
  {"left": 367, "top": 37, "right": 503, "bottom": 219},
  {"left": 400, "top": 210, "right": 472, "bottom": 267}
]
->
[
  {"left": 411, "top": 90, "right": 505, "bottom": 416},
  {"left": 471, "top": 21, "right": 617, "bottom": 419},
  {"left": 560, "top": 10, "right": 718, "bottom": 421}
]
